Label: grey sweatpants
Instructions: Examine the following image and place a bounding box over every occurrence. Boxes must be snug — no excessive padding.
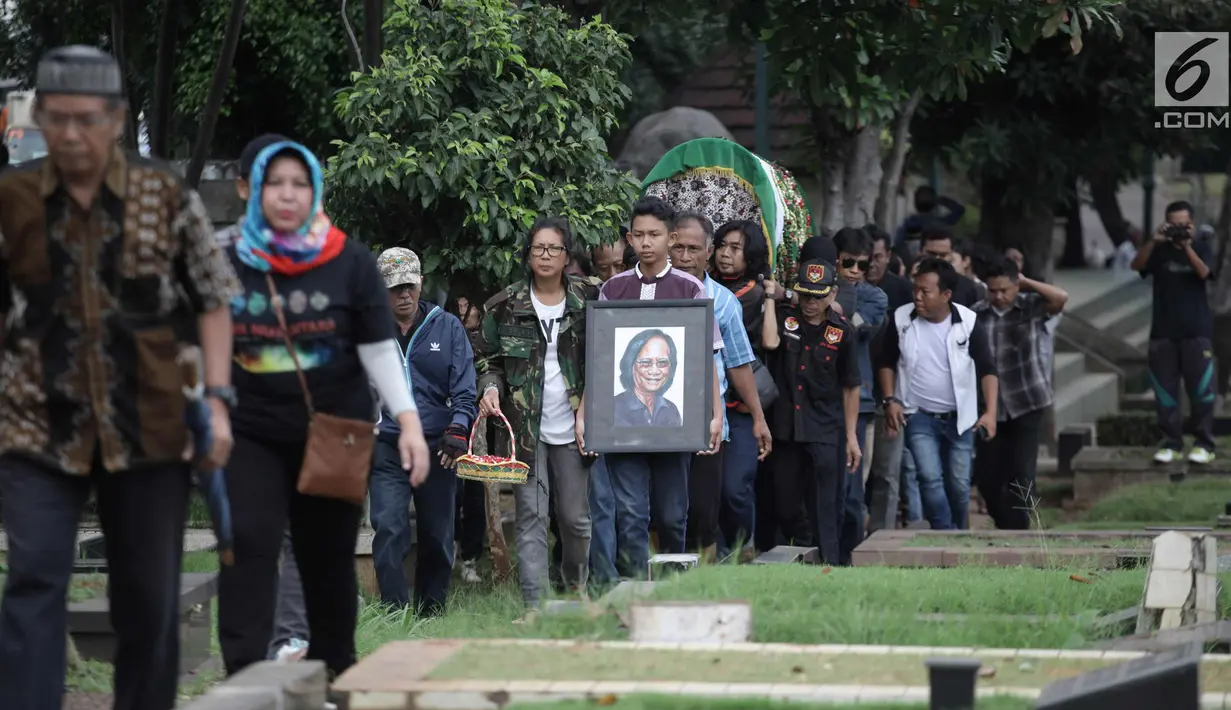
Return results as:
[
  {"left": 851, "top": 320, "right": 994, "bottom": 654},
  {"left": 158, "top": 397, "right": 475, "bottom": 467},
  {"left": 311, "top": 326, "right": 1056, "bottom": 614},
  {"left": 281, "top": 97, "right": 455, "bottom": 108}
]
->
[
  {"left": 267, "top": 529, "right": 309, "bottom": 657},
  {"left": 866, "top": 412, "right": 905, "bottom": 533},
  {"left": 514, "top": 441, "right": 592, "bottom": 607}
]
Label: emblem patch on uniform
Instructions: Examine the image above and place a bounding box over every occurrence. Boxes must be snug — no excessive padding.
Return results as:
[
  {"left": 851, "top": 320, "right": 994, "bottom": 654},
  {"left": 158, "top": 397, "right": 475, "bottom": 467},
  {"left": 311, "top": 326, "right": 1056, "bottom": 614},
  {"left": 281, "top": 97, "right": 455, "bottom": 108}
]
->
[
  {"left": 784, "top": 316, "right": 799, "bottom": 331},
  {"left": 824, "top": 325, "right": 843, "bottom": 345},
  {"left": 806, "top": 264, "right": 825, "bottom": 283}
]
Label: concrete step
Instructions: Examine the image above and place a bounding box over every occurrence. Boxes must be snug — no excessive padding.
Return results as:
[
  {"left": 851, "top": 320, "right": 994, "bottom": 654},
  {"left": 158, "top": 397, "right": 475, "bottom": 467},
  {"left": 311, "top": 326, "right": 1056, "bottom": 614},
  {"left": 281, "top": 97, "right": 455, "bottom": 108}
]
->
[
  {"left": 1053, "top": 352, "right": 1087, "bottom": 391},
  {"left": 1126, "top": 323, "right": 1151, "bottom": 354},
  {"left": 1053, "top": 372, "right": 1121, "bottom": 433},
  {"left": 1087, "top": 291, "right": 1153, "bottom": 335}
]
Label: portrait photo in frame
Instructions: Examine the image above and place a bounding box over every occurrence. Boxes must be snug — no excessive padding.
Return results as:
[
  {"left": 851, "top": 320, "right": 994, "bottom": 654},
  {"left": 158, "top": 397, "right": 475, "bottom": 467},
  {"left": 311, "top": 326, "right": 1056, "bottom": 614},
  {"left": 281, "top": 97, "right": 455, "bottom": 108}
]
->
[{"left": 583, "top": 299, "right": 715, "bottom": 453}]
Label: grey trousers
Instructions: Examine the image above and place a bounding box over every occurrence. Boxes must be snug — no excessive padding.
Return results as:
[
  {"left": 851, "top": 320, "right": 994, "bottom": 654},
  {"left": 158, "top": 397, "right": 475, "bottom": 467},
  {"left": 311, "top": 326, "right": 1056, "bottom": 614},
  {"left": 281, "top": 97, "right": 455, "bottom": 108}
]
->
[
  {"left": 866, "top": 412, "right": 904, "bottom": 533},
  {"left": 514, "top": 441, "right": 591, "bottom": 607},
  {"left": 267, "top": 529, "right": 309, "bottom": 657}
]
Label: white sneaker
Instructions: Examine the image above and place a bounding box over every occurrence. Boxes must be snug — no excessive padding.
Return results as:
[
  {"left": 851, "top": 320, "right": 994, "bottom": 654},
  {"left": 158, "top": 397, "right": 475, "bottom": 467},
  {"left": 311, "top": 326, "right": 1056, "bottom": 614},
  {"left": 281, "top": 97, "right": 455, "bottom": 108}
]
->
[
  {"left": 1154, "top": 448, "right": 1179, "bottom": 464},
  {"left": 273, "top": 638, "right": 309, "bottom": 662},
  {"left": 1189, "top": 447, "right": 1216, "bottom": 465},
  {"left": 460, "top": 559, "right": 481, "bottom": 584}
]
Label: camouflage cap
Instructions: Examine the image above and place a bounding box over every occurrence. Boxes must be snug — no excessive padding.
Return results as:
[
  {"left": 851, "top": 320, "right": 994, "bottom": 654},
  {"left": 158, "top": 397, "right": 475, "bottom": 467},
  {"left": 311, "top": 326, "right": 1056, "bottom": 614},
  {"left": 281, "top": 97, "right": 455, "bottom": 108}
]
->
[
  {"left": 378, "top": 247, "right": 422, "bottom": 288},
  {"left": 36, "top": 46, "right": 123, "bottom": 98}
]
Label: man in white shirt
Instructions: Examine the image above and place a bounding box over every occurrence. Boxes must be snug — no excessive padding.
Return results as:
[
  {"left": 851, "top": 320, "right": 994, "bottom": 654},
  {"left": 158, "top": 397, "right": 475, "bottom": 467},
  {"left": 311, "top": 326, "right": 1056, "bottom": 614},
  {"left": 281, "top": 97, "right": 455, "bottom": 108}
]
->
[{"left": 875, "top": 257, "right": 999, "bottom": 530}]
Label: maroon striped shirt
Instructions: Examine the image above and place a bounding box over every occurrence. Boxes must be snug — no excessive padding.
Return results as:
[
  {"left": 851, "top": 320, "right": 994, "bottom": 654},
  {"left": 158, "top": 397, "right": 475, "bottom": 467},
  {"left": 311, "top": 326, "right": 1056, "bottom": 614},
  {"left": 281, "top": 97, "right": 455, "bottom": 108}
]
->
[{"left": 600, "top": 262, "right": 724, "bottom": 350}]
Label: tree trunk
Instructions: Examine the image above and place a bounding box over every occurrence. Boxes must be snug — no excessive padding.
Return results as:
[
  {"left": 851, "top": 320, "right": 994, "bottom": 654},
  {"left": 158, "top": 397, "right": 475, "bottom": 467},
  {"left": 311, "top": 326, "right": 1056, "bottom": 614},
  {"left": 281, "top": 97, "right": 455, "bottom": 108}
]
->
[
  {"left": 842, "top": 122, "right": 883, "bottom": 228},
  {"left": 814, "top": 108, "right": 882, "bottom": 235},
  {"left": 1087, "top": 173, "right": 1128, "bottom": 247},
  {"left": 150, "top": 0, "right": 183, "bottom": 158},
  {"left": 980, "top": 175, "right": 1058, "bottom": 283},
  {"left": 185, "top": 0, "right": 248, "bottom": 188},
  {"left": 1209, "top": 155, "right": 1231, "bottom": 315},
  {"left": 110, "top": 0, "right": 139, "bottom": 149},
  {"left": 874, "top": 90, "right": 922, "bottom": 229},
  {"left": 1059, "top": 177, "right": 1085, "bottom": 269},
  {"left": 362, "top": 0, "right": 384, "bottom": 69}
]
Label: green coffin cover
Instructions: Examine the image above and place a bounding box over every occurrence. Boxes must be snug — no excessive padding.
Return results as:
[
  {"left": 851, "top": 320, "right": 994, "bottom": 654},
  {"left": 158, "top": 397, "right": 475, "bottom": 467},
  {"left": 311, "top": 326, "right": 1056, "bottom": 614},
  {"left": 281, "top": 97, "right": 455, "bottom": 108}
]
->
[{"left": 640, "top": 138, "right": 783, "bottom": 272}]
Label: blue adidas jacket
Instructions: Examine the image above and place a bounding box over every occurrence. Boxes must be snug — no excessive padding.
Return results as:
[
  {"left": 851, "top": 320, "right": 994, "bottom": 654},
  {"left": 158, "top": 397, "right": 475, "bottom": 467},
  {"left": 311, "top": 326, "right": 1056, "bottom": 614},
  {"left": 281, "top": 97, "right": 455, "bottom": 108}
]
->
[{"left": 378, "top": 301, "right": 477, "bottom": 442}]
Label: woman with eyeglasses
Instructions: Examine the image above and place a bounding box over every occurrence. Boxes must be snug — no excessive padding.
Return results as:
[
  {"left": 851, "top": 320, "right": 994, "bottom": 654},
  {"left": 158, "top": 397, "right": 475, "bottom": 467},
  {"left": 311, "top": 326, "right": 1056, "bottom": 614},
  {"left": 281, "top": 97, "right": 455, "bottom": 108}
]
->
[{"left": 473, "top": 217, "right": 598, "bottom": 612}]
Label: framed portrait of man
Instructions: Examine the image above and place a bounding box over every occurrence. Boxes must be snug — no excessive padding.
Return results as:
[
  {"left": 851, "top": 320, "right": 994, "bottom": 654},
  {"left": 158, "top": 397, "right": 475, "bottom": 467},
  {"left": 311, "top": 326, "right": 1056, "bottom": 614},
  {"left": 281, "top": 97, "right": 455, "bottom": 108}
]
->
[{"left": 583, "top": 299, "right": 715, "bottom": 453}]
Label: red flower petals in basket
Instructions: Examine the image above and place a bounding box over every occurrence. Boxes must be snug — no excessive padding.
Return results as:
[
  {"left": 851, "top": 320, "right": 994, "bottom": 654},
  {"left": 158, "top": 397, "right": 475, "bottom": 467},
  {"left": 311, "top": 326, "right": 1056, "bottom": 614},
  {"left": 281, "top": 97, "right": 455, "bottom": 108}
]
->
[{"left": 455, "top": 410, "right": 530, "bottom": 485}]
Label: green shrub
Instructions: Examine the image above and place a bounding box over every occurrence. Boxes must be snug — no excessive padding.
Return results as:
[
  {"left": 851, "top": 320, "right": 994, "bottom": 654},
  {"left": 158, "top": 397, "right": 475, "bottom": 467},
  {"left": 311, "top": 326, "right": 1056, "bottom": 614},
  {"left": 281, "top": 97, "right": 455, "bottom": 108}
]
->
[{"left": 1096, "top": 412, "right": 1156, "bottom": 447}]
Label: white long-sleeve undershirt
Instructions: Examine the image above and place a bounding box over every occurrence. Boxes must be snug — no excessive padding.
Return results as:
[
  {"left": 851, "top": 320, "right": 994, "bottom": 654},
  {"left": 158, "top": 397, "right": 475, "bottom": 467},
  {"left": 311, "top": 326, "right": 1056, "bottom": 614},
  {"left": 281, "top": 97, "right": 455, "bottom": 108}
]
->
[{"left": 357, "top": 339, "right": 417, "bottom": 417}]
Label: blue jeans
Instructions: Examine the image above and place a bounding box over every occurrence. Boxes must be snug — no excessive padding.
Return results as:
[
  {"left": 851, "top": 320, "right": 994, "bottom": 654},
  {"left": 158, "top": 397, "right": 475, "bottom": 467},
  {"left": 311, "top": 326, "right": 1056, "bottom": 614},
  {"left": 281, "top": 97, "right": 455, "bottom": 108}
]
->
[
  {"left": 839, "top": 414, "right": 870, "bottom": 564},
  {"left": 718, "top": 411, "right": 759, "bottom": 555},
  {"left": 901, "top": 447, "right": 923, "bottom": 523},
  {"left": 905, "top": 413, "right": 974, "bottom": 530},
  {"left": 587, "top": 455, "right": 619, "bottom": 587},
  {"left": 605, "top": 452, "right": 690, "bottom": 577},
  {"left": 369, "top": 434, "right": 456, "bottom": 615}
]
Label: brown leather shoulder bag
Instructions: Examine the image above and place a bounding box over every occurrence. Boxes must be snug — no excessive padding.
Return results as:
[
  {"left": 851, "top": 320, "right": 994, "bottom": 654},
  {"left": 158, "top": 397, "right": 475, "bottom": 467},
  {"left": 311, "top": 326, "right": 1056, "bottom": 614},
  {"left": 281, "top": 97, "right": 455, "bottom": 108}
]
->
[{"left": 266, "top": 274, "right": 376, "bottom": 505}]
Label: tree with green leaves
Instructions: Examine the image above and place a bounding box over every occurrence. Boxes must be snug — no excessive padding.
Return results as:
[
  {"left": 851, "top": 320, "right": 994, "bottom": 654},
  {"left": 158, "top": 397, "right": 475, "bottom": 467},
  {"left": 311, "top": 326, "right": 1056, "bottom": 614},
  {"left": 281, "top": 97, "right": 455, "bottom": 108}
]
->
[
  {"left": 326, "top": 0, "right": 639, "bottom": 292},
  {"left": 913, "top": 0, "right": 1229, "bottom": 279},
  {"left": 737, "top": 0, "right": 1121, "bottom": 234}
]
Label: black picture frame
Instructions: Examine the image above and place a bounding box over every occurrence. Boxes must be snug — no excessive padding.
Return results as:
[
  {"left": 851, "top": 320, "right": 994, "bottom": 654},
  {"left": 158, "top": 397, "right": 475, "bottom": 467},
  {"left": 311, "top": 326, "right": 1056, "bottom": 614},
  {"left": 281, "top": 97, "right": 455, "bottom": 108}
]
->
[{"left": 583, "top": 299, "right": 715, "bottom": 454}]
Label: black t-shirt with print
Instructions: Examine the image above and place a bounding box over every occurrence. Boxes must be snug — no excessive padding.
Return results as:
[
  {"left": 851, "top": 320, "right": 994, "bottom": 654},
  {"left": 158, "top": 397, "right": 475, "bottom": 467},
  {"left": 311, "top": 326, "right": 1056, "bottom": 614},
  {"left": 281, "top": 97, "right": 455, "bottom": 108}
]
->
[
  {"left": 1140, "top": 239, "right": 1213, "bottom": 340},
  {"left": 228, "top": 240, "right": 396, "bottom": 443}
]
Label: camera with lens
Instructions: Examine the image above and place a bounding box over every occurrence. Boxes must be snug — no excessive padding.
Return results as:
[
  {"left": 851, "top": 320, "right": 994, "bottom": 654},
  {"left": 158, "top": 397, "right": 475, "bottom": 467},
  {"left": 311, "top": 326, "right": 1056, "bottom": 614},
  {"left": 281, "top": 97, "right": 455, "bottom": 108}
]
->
[{"left": 1164, "top": 224, "right": 1191, "bottom": 244}]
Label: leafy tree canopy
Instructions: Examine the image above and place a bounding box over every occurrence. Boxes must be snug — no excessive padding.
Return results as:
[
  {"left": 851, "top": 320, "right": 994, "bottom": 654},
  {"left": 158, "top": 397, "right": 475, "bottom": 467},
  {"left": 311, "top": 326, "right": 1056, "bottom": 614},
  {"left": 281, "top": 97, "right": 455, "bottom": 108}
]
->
[
  {"left": 326, "top": 0, "right": 639, "bottom": 292},
  {"left": 915, "top": 0, "right": 1229, "bottom": 211},
  {"left": 742, "top": 0, "right": 1123, "bottom": 132}
]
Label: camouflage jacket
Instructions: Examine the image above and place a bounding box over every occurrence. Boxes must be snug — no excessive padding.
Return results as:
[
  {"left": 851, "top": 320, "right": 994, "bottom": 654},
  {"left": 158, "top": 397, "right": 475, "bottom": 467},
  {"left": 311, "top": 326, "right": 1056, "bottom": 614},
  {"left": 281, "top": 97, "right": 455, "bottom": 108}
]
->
[{"left": 474, "top": 275, "right": 599, "bottom": 466}]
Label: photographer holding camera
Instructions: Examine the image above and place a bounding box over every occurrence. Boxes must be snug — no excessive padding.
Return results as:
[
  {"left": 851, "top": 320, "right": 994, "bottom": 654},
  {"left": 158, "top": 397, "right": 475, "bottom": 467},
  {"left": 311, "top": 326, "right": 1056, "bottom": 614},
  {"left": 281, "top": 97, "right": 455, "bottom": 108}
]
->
[{"left": 1130, "top": 200, "right": 1215, "bottom": 464}]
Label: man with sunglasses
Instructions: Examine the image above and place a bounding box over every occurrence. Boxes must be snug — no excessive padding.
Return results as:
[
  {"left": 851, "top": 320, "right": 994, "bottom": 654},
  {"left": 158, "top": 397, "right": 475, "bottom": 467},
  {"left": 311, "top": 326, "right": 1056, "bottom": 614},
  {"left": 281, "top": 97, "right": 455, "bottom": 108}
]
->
[{"left": 832, "top": 228, "right": 887, "bottom": 563}]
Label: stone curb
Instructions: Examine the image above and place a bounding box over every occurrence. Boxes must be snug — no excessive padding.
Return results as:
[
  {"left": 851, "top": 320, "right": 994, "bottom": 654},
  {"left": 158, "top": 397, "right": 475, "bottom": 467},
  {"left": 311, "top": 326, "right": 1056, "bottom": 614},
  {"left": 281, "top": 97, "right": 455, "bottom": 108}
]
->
[{"left": 469, "top": 637, "right": 1231, "bottom": 662}]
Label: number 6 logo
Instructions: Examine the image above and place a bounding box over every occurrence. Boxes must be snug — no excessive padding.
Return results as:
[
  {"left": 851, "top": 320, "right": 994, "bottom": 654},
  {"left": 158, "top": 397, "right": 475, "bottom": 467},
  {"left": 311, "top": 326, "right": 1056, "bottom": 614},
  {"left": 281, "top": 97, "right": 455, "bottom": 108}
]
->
[
  {"left": 1155, "top": 33, "right": 1230, "bottom": 108},
  {"left": 1167, "top": 36, "right": 1219, "bottom": 102}
]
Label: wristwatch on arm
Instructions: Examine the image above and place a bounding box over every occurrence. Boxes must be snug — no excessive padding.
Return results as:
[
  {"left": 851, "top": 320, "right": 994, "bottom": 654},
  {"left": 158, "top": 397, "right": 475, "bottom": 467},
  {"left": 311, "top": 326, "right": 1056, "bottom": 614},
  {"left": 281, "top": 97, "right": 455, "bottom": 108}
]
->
[
  {"left": 204, "top": 386, "right": 238, "bottom": 411},
  {"left": 880, "top": 396, "right": 901, "bottom": 408}
]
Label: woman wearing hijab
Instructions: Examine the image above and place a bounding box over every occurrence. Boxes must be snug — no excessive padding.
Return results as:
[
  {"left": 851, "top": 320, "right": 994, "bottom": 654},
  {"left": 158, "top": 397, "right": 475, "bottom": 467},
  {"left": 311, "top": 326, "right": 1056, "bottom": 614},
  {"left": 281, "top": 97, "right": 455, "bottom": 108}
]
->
[{"left": 217, "top": 140, "right": 431, "bottom": 678}]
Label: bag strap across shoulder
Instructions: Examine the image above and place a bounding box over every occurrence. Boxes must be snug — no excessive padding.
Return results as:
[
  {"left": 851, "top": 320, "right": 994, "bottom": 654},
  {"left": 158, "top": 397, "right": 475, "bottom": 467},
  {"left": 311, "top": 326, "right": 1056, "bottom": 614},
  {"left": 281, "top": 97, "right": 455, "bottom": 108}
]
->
[{"left": 265, "top": 273, "right": 316, "bottom": 418}]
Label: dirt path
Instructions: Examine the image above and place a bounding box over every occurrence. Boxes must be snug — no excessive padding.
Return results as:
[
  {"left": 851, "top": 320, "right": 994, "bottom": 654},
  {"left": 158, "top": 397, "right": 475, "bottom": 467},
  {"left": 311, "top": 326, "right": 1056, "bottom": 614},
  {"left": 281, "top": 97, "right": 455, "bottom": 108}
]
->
[{"left": 63, "top": 693, "right": 113, "bottom": 710}]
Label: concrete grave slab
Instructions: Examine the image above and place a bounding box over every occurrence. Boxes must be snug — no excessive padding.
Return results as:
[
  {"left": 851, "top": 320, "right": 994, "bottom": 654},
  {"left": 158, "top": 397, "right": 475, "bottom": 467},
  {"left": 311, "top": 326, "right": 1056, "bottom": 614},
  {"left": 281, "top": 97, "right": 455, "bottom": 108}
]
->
[
  {"left": 627, "top": 601, "right": 752, "bottom": 644},
  {"left": 854, "top": 529, "right": 1231, "bottom": 569},
  {"left": 599, "top": 581, "right": 656, "bottom": 607},
  {"left": 752, "top": 545, "right": 819, "bottom": 565}
]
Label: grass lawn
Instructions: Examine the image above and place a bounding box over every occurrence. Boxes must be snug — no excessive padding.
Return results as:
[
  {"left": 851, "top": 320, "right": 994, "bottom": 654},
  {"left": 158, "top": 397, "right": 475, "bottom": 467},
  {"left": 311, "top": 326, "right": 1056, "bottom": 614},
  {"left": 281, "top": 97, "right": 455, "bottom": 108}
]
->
[
  {"left": 1078, "top": 478, "right": 1229, "bottom": 525},
  {"left": 1034, "top": 477, "right": 1230, "bottom": 531},
  {"left": 505, "top": 695, "right": 1034, "bottom": 710},
  {"left": 355, "top": 565, "right": 1164, "bottom": 652}
]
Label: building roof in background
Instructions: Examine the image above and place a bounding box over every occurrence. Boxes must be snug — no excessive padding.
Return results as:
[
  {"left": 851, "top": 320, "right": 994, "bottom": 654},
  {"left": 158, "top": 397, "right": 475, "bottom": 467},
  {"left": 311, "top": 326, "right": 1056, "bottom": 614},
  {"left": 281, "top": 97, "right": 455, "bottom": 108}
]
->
[{"left": 667, "top": 48, "right": 810, "bottom": 168}]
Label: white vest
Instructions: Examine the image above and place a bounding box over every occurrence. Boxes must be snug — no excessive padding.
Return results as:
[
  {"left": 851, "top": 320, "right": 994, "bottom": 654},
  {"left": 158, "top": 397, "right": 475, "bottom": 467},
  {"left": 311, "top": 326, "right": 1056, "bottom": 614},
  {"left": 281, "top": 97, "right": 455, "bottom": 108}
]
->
[{"left": 891, "top": 303, "right": 981, "bottom": 434}]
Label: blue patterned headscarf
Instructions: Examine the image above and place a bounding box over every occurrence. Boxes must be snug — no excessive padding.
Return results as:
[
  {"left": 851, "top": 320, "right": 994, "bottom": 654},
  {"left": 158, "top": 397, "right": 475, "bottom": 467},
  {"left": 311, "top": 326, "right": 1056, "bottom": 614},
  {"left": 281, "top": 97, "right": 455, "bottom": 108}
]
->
[{"left": 236, "top": 141, "right": 343, "bottom": 275}]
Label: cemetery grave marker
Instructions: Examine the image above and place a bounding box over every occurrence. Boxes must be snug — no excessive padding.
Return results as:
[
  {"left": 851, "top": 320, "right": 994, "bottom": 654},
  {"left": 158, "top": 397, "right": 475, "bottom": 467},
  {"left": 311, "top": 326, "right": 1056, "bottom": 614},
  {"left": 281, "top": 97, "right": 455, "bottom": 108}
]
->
[
  {"left": 1035, "top": 641, "right": 1202, "bottom": 709},
  {"left": 1136, "top": 531, "right": 1218, "bottom": 634},
  {"left": 752, "top": 545, "right": 819, "bottom": 565},
  {"left": 627, "top": 600, "right": 752, "bottom": 644}
]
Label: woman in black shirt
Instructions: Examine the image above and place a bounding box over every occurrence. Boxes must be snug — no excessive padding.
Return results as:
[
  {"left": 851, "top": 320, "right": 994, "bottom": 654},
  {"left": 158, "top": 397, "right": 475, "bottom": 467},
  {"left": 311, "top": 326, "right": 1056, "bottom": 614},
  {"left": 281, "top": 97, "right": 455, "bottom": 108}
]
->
[{"left": 217, "top": 140, "right": 430, "bottom": 679}]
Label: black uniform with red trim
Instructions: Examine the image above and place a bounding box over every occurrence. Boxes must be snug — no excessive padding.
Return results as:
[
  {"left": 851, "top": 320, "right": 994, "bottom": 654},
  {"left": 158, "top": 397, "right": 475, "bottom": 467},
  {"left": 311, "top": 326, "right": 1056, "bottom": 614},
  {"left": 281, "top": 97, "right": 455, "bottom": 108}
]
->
[
  {"left": 768, "top": 307, "right": 860, "bottom": 442},
  {"left": 763, "top": 259, "right": 861, "bottom": 562}
]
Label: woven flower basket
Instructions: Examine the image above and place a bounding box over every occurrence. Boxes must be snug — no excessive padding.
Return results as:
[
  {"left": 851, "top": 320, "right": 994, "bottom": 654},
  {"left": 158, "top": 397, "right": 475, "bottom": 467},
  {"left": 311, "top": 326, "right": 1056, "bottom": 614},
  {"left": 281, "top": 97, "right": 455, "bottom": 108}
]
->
[{"left": 455, "top": 411, "right": 530, "bottom": 484}]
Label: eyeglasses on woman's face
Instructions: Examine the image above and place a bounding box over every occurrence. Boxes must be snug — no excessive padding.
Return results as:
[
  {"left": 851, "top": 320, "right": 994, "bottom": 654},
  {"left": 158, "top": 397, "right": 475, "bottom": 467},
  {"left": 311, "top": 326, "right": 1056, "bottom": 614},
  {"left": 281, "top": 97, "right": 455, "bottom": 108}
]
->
[{"left": 530, "top": 244, "right": 566, "bottom": 258}]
